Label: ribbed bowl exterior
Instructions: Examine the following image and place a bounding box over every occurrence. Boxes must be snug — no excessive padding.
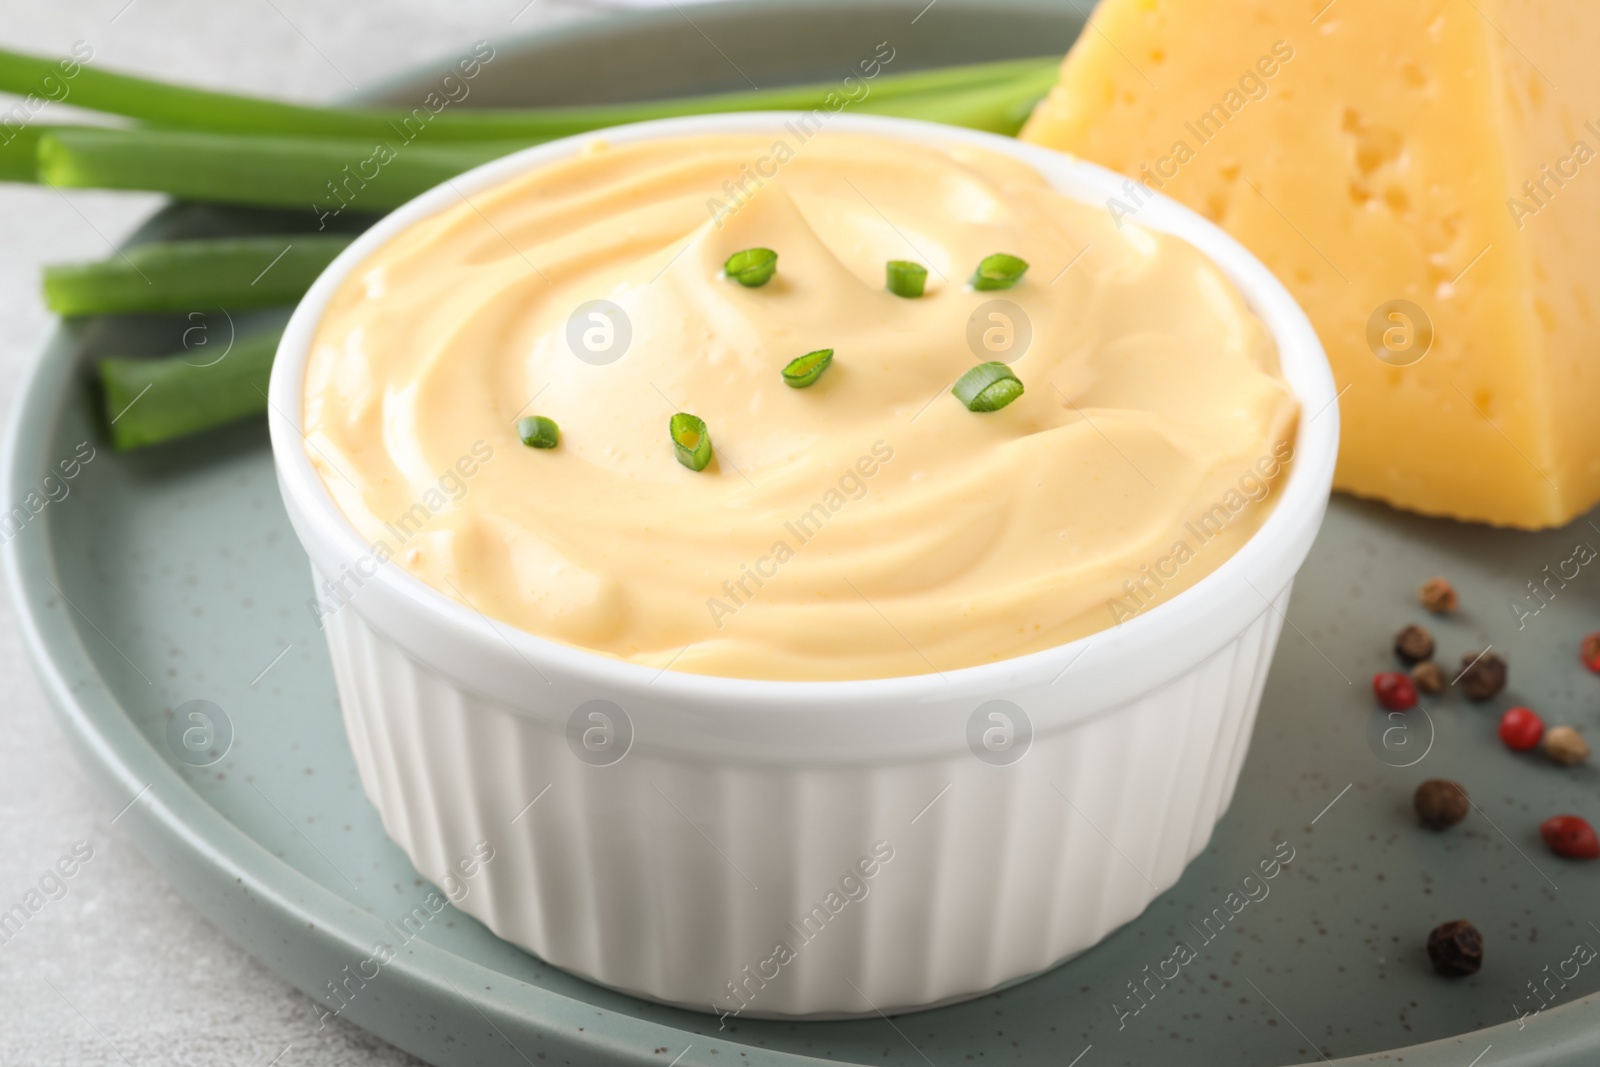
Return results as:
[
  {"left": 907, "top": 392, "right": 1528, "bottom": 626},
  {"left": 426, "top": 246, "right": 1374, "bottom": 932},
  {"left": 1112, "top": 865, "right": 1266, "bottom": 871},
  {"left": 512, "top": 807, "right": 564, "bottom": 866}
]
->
[{"left": 323, "top": 578, "right": 1290, "bottom": 1017}]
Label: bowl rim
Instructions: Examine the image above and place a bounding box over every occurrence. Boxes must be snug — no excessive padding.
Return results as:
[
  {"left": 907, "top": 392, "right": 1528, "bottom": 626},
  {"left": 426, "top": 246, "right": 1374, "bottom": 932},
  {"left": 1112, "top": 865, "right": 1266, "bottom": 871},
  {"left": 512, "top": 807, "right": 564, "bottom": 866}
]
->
[{"left": 268, "top": 110, "right": 1339, "bottom": 704}]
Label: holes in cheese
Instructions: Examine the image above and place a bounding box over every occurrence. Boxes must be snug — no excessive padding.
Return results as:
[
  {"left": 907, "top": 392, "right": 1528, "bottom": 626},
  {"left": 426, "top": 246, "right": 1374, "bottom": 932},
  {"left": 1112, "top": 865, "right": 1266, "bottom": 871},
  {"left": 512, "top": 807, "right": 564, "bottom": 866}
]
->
[{"left": 1022, "top": 0, "right": 1600, "bottom": 528}]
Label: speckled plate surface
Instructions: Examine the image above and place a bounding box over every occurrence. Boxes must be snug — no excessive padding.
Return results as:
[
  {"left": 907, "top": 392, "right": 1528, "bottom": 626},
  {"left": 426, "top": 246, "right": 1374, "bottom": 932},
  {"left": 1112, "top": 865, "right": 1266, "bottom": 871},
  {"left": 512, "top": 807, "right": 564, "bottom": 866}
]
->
[{"left": 8, "top": 2, "right": 1600, "bottom": 1064}]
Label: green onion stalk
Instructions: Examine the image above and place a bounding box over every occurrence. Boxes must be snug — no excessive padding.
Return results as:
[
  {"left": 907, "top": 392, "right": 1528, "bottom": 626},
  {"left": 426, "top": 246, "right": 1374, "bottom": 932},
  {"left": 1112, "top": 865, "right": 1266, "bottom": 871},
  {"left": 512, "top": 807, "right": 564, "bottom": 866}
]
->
[
  {"left": 45, "top": 236, "right": 354, "bottom": 316},
  {"left": 0, "top": 125, "right": 42, "bottom": 182},
  {"left": 0, "top": 47, "right": 1057, "bottom": 141},
  {"left": 100, "top": 327, "right": 281, "bottom": 450},
  {"left": 36, "top": 127, "right": 526, "bottom": 212},
  {"left": 30, "top": 63, "right": 1055, "bottom": 211}
]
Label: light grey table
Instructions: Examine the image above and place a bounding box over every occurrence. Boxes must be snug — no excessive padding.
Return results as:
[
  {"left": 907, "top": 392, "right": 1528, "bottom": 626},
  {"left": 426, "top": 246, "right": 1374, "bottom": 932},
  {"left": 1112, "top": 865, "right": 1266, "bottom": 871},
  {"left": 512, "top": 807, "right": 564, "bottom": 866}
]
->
[{"left": 0, "top": 3, "right": 615, "bottom": 1062}]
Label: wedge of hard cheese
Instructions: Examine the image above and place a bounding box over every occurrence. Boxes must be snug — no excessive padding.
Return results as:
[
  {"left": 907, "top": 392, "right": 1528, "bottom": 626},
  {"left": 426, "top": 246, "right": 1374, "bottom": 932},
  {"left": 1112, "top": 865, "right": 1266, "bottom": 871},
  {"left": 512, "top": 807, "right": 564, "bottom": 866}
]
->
[{"left": 1022, "top": 0, "right": 1600, "bottom": 528}]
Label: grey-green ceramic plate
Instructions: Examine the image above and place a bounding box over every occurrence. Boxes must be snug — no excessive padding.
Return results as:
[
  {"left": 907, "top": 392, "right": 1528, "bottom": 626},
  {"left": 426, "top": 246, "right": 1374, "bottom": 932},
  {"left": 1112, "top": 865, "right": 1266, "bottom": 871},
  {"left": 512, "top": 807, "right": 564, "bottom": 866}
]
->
[{"left": 8, "top": 2, "right": 1600, "bottom": 1063}]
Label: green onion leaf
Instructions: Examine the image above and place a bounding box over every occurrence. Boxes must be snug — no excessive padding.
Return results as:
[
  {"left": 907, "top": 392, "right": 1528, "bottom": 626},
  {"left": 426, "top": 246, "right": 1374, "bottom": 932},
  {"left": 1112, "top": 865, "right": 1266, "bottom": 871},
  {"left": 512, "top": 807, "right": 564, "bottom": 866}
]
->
[
  {"left": 885, "top": 260, "right": 928, "bottom": 298},
  {"left": 0, "top": 52, "right": 1061, "bottom": 142},
  {"left": 99, "top": 326, "right": 281, "bottom": 451},
  {"left": 781, "top": 348, "right": 834, "bottom": 389},
  {"left": 724, "top": 248, "right": 778, "bottom": 287},
  {"left": 517, "top": 415, "right": 560, "bottom": 449},
  {"left": 953, "top": 362, "right": 1024, "bottom": 412},
  {"left": 970, "top": 252, "right": 1028, "bottom": 291},
  {"left": 670, "top": 412, "right": 714, "bottom": 471},
  {"left": 43, "top": 235, "right": 356, "bottom": 316}
]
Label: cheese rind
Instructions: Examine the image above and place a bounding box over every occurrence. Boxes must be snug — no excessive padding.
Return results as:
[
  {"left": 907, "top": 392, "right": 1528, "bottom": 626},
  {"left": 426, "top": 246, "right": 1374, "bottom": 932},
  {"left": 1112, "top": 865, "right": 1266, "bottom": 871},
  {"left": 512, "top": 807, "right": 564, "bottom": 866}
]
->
[{"left": 1023, "top": 0, "right": 1600, "bottom": 528}]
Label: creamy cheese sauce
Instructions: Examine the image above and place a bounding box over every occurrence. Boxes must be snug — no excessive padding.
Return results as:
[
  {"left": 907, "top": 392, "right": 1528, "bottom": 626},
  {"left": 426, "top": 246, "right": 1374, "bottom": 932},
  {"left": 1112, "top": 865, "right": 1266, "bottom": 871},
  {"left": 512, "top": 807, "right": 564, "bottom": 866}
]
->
[{"left": 303, "top": 131, "right": 1299, "bottom": 680}]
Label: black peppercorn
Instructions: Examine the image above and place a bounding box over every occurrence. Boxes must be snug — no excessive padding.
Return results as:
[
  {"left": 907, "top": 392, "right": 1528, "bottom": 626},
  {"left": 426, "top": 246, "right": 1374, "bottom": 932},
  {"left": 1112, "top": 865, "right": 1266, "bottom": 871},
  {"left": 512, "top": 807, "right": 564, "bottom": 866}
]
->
[
  {"left": 1457, "top": 652, "right": 1507, "bottom": 702},
  {"left": 1427, "top": 919, "right": 1483, "bottom": 977},
  {"left": 1393, "top": 624, "right": 1435, "bottom": 665},
  {"left": 1414, "top": 779, "right": 1469, "bottom": 830}
]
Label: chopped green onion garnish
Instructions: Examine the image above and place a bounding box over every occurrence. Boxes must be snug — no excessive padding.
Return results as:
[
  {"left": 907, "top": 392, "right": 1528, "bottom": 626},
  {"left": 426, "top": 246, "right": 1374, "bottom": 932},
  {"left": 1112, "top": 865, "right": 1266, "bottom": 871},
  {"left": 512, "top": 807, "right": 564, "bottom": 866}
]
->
[
  {"left": 724, "top": 248, "right": 778, "bottom": 287},
  {"left": 885, "top": 260, "right": 928, "bottom": 298},
  {"left": 971, "top": 253, "right": 1028, "bottom": 291},
  {"left": 517, "top": 415, "right": 560, "bottom": 449},
  {"left": 953, "top": 362, "right": 1024, "bottom": 412},
  {"left": 670, "top": 412, "right": 713, "bottom": 471},
  {"left": 781, "top": 348, "right": 834, "bottom": 388}
]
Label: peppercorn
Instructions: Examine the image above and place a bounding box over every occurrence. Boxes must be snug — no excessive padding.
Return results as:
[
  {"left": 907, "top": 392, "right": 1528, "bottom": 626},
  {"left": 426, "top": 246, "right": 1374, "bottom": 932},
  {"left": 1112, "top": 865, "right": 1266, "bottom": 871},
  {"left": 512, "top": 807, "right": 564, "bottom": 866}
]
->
[
  {"left": 1540, "top": 815, "right": 1600, "bottom": 860},
  {"left": 1543, "top": 725, "right": 1591, "bottom": 766},
  {"left": 1393, "top": 624, "right": 1436, "bottom": 665},
  {"left": 1414, "top": 779, "right": 1469, "bottom": 830},
  {"left": 1411, "top": 661, "right": 1445, "bottom": 695},
  {"left": 1419, "top": 577, "right": 1459, "bottom": 614},
  {"left": 1457, "top": 651, "right": 1507, "bottom": 702},
  {"left": 1582, "top": 632, "right": 1600, "bottom": 674},
  {"left": 1498, "top": 706, "right": 1544, "bottom": 752},
  {"left": 1426, "top": 919, "right": 1483, "bottom": 977},
  {"left": 1373, "top": 671, "right": 1418, "bottom": 711}
]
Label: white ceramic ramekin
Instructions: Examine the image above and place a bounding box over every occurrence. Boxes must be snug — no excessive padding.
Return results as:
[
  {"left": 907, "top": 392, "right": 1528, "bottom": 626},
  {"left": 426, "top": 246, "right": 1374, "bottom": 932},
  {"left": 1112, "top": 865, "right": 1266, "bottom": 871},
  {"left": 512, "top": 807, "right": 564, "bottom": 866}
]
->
[{"left": 269, "top": 113, "right": 1338, "bottom": 1018}]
